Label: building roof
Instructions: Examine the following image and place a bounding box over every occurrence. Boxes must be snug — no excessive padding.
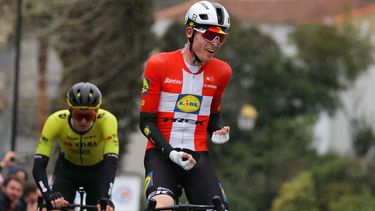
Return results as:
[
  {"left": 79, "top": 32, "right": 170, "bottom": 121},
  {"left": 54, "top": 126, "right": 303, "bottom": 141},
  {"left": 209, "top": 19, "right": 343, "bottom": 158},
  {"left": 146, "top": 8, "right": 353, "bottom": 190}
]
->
[{"left": 154, "top": 0, "right": 375, "bottom": 24}]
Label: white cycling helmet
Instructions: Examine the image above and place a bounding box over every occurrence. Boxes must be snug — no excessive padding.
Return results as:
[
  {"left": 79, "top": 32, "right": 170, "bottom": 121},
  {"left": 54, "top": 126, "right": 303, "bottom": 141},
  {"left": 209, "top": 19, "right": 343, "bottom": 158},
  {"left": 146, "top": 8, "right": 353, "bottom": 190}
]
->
[{"left": 184, "top": 1, "right": 230, "bottom": 30}]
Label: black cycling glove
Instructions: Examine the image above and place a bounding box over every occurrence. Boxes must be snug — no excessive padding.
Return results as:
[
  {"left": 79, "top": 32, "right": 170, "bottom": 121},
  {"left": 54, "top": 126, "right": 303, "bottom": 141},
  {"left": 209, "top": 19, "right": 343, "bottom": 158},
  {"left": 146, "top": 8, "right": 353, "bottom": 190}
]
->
[
  {"left": 43, "top": 192, "right": 64, "bottom": 208},
  {"left": 98, "top": 198, "right": 115, "bottom": 210},
  {"left": 48, "top": 192, "right": 64, "bottom": 202}
]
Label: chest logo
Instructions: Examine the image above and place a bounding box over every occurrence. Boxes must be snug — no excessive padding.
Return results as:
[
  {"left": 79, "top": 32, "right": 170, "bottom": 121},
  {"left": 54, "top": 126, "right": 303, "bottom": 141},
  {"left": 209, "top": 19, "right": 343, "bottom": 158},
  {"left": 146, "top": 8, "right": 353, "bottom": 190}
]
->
[
  {"left": 164, "top": 77, "right": 182, "bottom": 84},
  {"left": 175, "top": 94, "right": 202, "bottom": 114}
]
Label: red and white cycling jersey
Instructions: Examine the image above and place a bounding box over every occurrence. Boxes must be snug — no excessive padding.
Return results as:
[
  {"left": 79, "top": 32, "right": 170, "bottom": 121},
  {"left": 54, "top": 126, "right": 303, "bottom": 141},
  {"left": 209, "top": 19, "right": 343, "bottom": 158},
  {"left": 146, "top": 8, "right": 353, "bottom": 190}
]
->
[{"left": 141, "top": 49, "right": 232, "bottom": 151}]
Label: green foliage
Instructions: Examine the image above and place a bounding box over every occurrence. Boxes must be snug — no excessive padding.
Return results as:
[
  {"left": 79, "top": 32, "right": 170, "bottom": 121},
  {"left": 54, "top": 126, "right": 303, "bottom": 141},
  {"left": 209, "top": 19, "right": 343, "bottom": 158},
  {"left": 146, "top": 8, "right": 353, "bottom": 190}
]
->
[
  {"left": 271, "top": 172, "right": 319, "bottom": 211},
  {"left": 351, "top": 119, "right": 375, "bottom": 157},
  {"left": 329, "top": 190, "right": 375, "bottom": 211},
  {"left": 213, "top": 116, "right": 318, "bottom": 210},
  {"left": 26, "top": 0, "right": 155, "bottom": 157},
  {"left": 272, "top": 157, "right": 375, "bottom": 211},
  {"left": 159, "top": 22, "right": 186, "bottom": 52},
  {"left": 290, "top": 23, "right": 373, "bottom": 112},
  {"left": 311, "top": 157, "right": 367, "bottom": 209}
]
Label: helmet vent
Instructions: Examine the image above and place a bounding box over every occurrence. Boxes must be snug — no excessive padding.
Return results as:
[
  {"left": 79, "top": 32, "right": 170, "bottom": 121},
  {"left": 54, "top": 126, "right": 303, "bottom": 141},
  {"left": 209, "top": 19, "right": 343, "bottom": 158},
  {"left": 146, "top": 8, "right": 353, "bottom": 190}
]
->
[
  {"left": 216, "top": 8, "right": 224, "bottom": 25},
  {"left": 199, "top": 14, "right": 208, "bottom": 20}
]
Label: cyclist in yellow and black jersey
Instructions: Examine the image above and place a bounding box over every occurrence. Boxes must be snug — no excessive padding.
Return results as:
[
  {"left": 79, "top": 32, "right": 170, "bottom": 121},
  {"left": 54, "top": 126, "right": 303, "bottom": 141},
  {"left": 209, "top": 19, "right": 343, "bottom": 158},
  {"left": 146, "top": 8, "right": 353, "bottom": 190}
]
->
[
  {"left": 32, "top": 82, "right": 119, "bottom": 211},
  {"left": 35, "top": 109, "right": 118, "bottom": 166}
]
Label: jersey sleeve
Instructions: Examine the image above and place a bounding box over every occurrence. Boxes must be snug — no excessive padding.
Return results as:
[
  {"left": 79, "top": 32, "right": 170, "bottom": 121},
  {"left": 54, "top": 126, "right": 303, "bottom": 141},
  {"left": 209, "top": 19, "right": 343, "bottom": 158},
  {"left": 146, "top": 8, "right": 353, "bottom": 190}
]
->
[
  {"left": 35, "top": 112, "right": 63, "bottom": 157},
  {"left": 211, "top": 62, "right": 232, "bottom": 113},
  {"left": 141, "top": 54, "right": 164, "bottom": 113},
  {"left": 101, "top": 111, "right": 120, "bottom": 155}
]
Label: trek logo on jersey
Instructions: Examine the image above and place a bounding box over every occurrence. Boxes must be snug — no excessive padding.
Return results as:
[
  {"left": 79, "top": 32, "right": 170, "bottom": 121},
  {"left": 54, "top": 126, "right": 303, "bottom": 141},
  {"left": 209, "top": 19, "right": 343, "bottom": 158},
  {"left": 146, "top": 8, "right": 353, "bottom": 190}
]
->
[
  {"left": 162, "top": 118, "right": 204, "bottom": 125},
  {"left": 175, "top": 94, "right": 202, "bottom": 114},
  {"left": 164, "top": 77, "right": 182, "bottom": 84},
  {"left": 142, "top": 78, "right": 150, "bottom": 94}
]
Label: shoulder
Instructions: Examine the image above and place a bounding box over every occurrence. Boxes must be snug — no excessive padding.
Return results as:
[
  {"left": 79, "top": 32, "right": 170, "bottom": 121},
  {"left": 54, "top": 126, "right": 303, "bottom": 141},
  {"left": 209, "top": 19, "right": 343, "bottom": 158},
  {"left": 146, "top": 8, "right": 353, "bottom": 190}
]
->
[
  {"left": 207, "top": 58, "right": 232, "bottom": 77},
  {"left": 46, "top": 110, "right": 69, "bottom": 122},
  {"left": 97, "top": 109, "right": 117, "bottom": 121},
  {"left": 146, "top": 50, "right": 182, "bottom": 66},
  {"left": 42, "top": 110, "right": 69, "bottom": 130}
]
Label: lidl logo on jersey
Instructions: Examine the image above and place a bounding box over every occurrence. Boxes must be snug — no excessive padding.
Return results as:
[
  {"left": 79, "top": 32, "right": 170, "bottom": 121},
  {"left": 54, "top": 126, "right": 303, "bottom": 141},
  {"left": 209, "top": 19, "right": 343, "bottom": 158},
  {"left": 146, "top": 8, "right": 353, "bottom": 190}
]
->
[
  {"left": 175, "top": 94, "right": 202, "bottom": 114},
  {"left": 142, "top": 78, "right": 150, "bottom": 94}
]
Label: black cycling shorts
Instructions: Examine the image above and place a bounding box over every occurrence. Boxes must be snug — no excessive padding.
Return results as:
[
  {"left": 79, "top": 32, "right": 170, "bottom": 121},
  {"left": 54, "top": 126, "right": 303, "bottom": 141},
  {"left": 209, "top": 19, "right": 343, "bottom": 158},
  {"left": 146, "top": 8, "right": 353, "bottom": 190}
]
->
[
  {"left": 51, "top": 153, "right": 105, "bottom": 209},
  {"left": 144, "top": 148, "right": 229, "bottom": 209}
]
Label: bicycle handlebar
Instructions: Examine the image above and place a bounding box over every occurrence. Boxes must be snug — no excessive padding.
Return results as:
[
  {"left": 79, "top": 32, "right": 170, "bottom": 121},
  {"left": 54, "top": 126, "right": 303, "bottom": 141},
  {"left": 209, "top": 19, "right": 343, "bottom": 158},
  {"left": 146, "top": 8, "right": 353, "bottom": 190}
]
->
[
  {"left": 61, "top": 204, "right": 97, "bottom": 210},
  {"left": 37, "top": 196, "right": 99, "bottom": 211},
  {"left": 145, "top": 196, "right": 225, "bottom": 211}
]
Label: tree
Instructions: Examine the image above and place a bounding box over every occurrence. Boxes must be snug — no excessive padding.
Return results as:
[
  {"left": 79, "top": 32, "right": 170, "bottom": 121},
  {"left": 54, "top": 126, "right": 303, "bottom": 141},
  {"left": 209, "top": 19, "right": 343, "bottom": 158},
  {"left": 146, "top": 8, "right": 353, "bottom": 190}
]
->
[
  {"left": 290, "top": 23, "right": 373, "bottom": 113},
  {"left": 25, "top": 0, "right": 156, "bottom": 158},
  {"left": 271, "top": 156, "right": 375, "bottom": 211}
]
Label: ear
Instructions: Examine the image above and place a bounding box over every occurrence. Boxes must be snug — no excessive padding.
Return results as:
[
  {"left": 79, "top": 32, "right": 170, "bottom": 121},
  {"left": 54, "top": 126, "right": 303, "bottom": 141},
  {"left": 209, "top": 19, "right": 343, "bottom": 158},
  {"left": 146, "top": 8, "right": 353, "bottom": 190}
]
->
[{"left": 186, "top": 27, "right": 194, "bottom": 39}]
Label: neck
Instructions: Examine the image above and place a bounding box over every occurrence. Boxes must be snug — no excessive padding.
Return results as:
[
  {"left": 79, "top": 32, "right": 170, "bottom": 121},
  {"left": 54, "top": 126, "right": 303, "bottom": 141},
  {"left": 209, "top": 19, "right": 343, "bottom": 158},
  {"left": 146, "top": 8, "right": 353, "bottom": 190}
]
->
[{"left": 182, "top": 44, "right": 203, "bottom": 67}]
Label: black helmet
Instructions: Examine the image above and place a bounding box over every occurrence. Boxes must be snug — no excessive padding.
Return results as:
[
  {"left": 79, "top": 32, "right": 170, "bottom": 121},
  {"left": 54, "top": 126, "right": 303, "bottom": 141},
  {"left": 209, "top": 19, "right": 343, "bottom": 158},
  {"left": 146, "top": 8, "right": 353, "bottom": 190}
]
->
[{"left": 67, "top": 82, "right": 102, "bottom": 109}]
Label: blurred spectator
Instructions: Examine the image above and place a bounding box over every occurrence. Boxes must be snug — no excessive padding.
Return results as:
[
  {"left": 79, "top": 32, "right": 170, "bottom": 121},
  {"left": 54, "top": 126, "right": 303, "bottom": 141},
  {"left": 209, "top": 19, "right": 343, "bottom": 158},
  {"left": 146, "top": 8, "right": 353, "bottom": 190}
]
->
[
  {"left": 0, "top": 151, "right": 18, "bottom": 186},
  {"left": 19, "top": 182, "right": 41, "bottom": 211},
  {"left": 0, "top": 175, "right": 24, "bottom": 211},
  {"left": 7, "top": 165, "right": 28, "bottom": 182}
]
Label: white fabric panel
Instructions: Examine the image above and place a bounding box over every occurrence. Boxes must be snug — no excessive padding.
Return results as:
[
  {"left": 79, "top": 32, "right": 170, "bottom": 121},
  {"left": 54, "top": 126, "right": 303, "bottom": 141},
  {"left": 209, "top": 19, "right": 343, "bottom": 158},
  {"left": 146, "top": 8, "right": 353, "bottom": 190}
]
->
[
  {"left": 199, "top": 96, "right": 212, "bottom": 116},
  {"left": 158, "top": 91, "right": 179, "bottom": 112},
  {"left": 169, "top": 112, "right": 197, "bottom": 150},
  {"left": 181, "top": 69, "right": 203, "bottom": 95}
]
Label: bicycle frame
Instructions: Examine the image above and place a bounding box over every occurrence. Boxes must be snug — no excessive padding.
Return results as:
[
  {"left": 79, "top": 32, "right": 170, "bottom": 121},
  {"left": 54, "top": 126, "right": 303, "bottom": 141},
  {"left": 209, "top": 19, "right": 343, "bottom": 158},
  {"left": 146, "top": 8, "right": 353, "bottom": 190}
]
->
[{"left": 144, "top": 195, "right": 225, "bottom": 211}]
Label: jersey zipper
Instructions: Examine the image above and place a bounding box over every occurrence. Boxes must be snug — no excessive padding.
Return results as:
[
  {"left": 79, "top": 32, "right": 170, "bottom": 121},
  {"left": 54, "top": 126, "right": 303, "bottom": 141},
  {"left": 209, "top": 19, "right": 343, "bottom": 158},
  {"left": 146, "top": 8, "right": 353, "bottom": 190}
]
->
[
  {"left": 79, "top": 135, "right": 83, "bottom": 165},
  {"left": 181, "top": 73, "right": 199, "bottom": 146}
]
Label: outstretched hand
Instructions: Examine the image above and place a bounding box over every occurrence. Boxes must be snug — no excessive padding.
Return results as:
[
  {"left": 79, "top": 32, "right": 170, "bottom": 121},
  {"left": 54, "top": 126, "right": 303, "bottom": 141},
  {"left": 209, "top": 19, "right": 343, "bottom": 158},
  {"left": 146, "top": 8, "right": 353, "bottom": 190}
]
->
[{"left": 0, "top": 151, "right": 17, "bottom": 168}]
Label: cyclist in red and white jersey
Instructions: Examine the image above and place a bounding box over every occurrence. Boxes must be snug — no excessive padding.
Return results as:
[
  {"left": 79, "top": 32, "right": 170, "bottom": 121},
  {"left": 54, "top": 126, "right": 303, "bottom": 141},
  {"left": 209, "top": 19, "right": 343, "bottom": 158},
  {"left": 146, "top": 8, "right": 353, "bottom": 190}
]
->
[{"left": 140, "top": 1, "right": 232, "bottom": 210}]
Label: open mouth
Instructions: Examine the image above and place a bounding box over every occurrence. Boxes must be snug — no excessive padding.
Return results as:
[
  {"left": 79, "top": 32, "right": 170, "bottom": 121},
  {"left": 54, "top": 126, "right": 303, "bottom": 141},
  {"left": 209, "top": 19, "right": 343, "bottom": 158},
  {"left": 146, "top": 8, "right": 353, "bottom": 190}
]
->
[{"left": 206, "top": 49, "right": 216, "bottom": 54}]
